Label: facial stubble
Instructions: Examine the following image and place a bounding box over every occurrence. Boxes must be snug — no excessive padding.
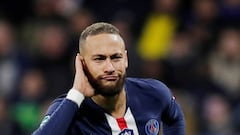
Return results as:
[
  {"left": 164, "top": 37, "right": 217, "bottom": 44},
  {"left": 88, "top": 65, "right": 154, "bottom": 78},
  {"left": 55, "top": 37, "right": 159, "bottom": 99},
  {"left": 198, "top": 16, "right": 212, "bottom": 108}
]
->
[{"left": 82, "top": 63, "right": 126, "bottom": 97}]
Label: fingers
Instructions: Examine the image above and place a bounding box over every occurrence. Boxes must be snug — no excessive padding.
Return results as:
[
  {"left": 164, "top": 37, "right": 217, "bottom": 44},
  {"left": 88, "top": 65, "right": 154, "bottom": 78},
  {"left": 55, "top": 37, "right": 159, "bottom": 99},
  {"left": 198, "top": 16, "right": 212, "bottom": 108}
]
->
[
  {"left": 75, "top": 53, "right": 82, "bottom": 73},
  {"left": 73, "top": 53, "right": 95, "bottom": 97},
  {"left": 73, "top": 54, "right": 84, "bottom": 90}
]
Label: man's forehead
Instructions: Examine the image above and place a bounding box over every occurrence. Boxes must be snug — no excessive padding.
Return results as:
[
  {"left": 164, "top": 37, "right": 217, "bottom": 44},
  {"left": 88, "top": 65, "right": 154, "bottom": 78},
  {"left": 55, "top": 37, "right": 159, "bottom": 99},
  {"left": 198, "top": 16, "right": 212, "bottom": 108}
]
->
[
  {"left": 83, "top": 34, "right": 124, "bottom": 50},
  {"left": 85, "top": 33, "right": 123, "bottom": 43},
  {"left": 80, "top": 33, "right": 125, "bottom": 57},
  {"left": 87, "top": 47, "right": 125, "bottom": 56}
]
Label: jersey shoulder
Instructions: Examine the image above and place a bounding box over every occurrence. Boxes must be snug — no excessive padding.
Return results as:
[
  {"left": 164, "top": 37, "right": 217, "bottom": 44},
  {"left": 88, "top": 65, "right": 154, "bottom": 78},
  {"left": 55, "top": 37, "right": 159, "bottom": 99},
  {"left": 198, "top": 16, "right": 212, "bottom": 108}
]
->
[
  {"left": 126, "top": 77, "right": 170, "bottom": 93},
  {"left": 126, "top": 77, "right": 173, "bottom": 102},
  {"left": 44, "top": 94, "right": 67, "bottom": 115}
]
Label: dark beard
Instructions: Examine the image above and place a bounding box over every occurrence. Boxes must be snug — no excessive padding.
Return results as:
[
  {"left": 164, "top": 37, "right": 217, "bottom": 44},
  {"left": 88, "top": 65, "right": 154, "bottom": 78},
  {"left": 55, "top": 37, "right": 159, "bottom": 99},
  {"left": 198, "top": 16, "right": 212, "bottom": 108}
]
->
[{"left": 84, "top": 65, "right": 126, "bottom": 97}]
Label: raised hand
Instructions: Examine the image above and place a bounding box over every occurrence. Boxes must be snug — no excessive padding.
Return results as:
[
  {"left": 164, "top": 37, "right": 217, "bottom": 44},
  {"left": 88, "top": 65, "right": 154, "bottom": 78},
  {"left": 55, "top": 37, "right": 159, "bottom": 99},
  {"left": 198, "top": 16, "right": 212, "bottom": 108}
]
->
[{"left": 72, "top": 54, "right": 95, "bottom": 97}]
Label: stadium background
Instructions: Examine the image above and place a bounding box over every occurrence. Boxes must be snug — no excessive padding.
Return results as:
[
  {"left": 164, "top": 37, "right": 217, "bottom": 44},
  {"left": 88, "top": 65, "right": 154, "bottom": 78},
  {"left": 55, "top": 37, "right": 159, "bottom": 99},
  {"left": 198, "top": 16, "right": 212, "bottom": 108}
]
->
[{"left": 0, "top": 0, "right": 240, "bottom": 134}]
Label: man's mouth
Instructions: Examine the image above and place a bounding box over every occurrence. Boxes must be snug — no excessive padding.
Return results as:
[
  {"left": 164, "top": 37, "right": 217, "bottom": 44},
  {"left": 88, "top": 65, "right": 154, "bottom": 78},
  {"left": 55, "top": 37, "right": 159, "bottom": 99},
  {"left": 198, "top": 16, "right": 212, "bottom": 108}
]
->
[{"left": 101, "top": 75, "right": 118, "bottom": 81}]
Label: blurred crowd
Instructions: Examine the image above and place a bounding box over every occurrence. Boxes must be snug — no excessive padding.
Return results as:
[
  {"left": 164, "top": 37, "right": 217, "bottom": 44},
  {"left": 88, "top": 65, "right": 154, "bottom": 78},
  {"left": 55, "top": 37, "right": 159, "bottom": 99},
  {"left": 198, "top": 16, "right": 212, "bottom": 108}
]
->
[{"left": 0, "top": 0, "right": 240, "bottom": 134}]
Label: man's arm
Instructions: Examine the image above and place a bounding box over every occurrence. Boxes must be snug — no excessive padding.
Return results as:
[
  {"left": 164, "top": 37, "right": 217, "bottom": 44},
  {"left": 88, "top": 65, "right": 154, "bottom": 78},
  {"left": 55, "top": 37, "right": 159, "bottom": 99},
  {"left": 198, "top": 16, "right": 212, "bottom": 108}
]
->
[
  {"left": 162, "top": 96, "right": 185, "bottom": 135},
  {"left": 32, "top": 89, "right": 85, "bottom": 135},
  {"left": 32, "top": 98, "right": 79, "bottom": 135},
  {"left": 32, "top": 54, "right": 95, "bottom": 135}
]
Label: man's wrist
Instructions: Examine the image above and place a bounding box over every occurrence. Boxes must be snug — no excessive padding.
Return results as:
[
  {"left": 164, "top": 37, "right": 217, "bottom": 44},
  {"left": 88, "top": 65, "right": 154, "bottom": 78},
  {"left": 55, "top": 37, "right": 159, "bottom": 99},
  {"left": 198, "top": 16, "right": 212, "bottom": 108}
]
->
[{"left": 66, "top": 88, "right": 84, "bottom": 107}]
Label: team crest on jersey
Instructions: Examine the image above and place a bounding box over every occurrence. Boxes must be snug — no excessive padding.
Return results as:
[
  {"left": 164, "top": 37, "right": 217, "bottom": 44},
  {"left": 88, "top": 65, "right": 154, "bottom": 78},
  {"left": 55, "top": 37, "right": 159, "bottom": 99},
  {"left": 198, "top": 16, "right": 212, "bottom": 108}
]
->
[
  {"left": 145, "top": 119, "right": 159, "bottom": 135},
  {"left": 118, "top": 128, "right": 134, "bottom": 135}
]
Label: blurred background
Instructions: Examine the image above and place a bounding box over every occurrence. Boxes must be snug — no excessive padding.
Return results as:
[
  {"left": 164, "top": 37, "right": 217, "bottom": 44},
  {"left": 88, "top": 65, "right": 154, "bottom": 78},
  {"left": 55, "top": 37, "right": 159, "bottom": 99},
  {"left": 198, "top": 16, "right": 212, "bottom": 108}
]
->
[{"left": 0, "top": 0, "right": 240, "bottom": 134}]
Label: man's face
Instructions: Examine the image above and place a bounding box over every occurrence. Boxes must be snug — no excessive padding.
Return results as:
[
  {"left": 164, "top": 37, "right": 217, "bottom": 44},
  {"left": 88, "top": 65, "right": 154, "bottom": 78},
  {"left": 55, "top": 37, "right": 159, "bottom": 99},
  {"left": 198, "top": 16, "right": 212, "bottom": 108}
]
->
[{"left": 81, "top": 33, "right": 128, "bottom": 96}]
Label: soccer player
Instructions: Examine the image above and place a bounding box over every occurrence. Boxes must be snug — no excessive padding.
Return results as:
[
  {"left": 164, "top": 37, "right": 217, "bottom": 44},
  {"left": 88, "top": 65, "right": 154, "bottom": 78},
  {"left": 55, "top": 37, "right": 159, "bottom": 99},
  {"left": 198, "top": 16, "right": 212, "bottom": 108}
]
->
[{"left": 32, "top": 22, "right": 185, "bottom": 135}]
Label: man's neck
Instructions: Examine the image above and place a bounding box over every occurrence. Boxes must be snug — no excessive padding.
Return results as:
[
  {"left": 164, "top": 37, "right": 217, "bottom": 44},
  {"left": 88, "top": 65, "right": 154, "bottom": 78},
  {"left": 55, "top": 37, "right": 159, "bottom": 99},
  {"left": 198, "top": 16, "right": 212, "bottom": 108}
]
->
[{"left": 91, "top": 89, "right": 126, "bottom": 118}]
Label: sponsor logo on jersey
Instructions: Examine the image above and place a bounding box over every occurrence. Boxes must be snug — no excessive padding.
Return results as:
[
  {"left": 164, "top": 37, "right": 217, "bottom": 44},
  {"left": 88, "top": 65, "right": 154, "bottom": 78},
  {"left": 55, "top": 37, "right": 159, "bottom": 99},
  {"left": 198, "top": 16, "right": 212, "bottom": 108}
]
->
[
  {"left": 40, "top": 115, "right": 51, "bottom": 127},
  {"left": 118, "top": 128, "right": 134, "bottom": 135},
  {"left": 145, "top": 119, "right": 159, "bottom": 135}
]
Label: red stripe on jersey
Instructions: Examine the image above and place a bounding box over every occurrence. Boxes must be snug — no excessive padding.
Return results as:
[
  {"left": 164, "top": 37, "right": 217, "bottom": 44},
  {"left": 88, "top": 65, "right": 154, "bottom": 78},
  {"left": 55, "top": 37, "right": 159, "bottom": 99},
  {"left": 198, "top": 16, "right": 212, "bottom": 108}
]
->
[{"left": 116, "top": 117, "right": 128, "bottom": 130}]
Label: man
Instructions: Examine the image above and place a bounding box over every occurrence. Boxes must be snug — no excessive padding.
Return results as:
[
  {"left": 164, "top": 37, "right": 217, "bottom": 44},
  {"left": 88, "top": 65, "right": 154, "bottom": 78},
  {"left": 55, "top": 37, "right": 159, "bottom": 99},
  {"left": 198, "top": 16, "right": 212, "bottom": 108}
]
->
[{"left": 33, "top": 22, "right": 185, "bottom": 135}]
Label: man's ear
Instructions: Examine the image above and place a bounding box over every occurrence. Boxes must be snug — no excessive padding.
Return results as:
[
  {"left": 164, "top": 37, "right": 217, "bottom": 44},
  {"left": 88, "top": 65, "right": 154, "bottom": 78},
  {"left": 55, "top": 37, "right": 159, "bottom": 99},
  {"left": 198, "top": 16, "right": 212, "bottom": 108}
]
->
[
  {"left": 81, "top": 57, "right": 86, "bottom": 68},
  {"left": 80, "top": 56, "right": 89, "bottom": 76},
  {"left": 77, "top": 53, "right": 86, "bottom": 69}
]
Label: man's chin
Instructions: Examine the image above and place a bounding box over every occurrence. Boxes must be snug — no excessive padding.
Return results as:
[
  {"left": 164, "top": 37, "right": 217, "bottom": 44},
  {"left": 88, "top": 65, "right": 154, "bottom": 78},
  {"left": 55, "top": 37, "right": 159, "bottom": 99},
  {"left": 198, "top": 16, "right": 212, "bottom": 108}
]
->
[
  {"left": 91, "top": 74, "right": 126, "bottom": 97},
  {"left": 97, "top": 89, "right": 122, "bottom": 97},
  {"left": 101, "top": 80, "right": 118, "bottom": 86},
  {"left": 95, "top": 83, "right": 123, "bottom": 96}
]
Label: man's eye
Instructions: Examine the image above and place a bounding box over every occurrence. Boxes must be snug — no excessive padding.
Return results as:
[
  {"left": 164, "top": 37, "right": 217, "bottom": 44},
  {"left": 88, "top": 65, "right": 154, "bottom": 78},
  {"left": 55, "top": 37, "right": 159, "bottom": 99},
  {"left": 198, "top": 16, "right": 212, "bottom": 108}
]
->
[
  {"left": 111, "top": 54, "right": 122, "bottom": 59},
  {"left": 111, "top": 56, "right": 122, "bottom": 61},
  {"left": 94, "top": 58, "right": 105, "bottom": 61},
  {"left": 113, "top": 56, "right": 122, "bottom": 59}
]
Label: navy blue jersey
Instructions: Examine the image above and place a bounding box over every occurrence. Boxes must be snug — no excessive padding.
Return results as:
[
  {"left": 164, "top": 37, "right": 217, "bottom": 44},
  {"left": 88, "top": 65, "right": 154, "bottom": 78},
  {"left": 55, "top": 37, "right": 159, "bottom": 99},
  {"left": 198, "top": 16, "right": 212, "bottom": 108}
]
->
[{"left": 33, "top": 78, "right": 185, "bottom": 135}]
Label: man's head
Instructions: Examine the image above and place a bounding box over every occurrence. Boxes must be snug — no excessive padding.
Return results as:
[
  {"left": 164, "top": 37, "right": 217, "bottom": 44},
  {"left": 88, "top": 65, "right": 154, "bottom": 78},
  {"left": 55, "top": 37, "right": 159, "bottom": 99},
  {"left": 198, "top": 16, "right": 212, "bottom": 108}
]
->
[
  {"left": 79, "top": 22, "right": 128, "bottom": 96},
  {"left": 79, "top": 22, "right": 121, "bottom": 53}
]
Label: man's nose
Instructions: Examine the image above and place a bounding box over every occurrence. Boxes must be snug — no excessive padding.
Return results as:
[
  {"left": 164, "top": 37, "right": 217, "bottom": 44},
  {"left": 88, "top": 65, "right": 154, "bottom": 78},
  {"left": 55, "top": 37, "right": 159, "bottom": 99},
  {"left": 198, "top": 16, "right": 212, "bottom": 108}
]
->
[{"left": 104, "top": 59, "right": 115, "bottom": 73}]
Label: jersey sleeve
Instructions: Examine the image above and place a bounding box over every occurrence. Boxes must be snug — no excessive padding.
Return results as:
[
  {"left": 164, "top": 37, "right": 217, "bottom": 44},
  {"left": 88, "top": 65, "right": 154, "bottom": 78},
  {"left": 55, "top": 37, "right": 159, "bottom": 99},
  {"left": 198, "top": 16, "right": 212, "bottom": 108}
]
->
[
  {"left": 32, "top": 98, "right": 79, "bottom": 135},
  {"left": 160, "top": 85, "right": 186, "bottom": 135}
]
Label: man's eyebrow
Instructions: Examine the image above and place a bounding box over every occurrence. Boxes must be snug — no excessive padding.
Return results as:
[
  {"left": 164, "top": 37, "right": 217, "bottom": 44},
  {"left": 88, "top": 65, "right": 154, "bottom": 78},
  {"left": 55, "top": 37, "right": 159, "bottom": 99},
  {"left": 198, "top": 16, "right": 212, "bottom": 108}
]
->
[
  {"left": 110, "top": 53, "right": 123, "bottom": 58},
  {"left": 92, "top": 53, "right": 122, "bottom": 57},
  {"left": 92, "top": 54, "right": 106, "bottom": 58},
  {"left": 111, "top": 53, "right": 122, "bottom": 56}
]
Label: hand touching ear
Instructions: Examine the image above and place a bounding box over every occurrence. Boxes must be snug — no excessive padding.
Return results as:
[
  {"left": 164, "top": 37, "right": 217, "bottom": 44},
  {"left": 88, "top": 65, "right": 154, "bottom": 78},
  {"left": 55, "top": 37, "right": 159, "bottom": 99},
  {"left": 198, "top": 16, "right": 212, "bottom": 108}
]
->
[{"left": 72, "top": 54, "right": 95, "bottom": 97}]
